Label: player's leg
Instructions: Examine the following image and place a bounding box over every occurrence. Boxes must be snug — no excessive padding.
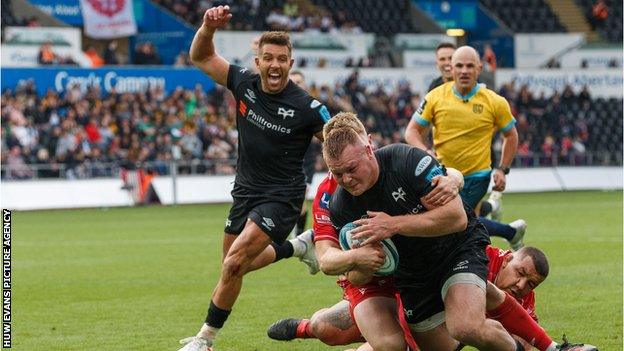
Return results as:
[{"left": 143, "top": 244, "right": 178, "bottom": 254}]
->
[
  {"left": 267, "top": 299, "right": 363, "bottom": 345},
  {"left": 444, "top": 282, "right": 518, "bottom": 350},
  {"left": 246, "top": 228, "right": 318, "bottom": 274},
  {"left": 352, "top": 296, "right": 407, "bottom": 351},
  {"left": 486, "top": 282, "right": 557, "bottom": 351},
  {"left": 410, "top": 322, "right": 460, "bottom": 351},
  {"left": 310, "top": 299, "right": 363, "bottom": 345}
]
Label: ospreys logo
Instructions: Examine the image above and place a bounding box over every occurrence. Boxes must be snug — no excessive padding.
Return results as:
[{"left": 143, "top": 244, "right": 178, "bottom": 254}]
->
[
  {"left": 277, "top": 107, "right": 295, "bottom": 119},
  {"left": 392, "top": 187, "right": 406, "bottom": 202},
  {"left": 473, "top": 103, "right": 484, "bottom": 114}
]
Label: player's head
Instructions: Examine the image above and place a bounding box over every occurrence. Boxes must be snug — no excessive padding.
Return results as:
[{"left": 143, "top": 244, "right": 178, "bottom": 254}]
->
[
  {"left": 255, "top": 31, "right": 294, "bottom": 94},
  {"left": 290, "top": 70, "right": 306, "bottom": 90},
  {"left": 495, "top": 246, "right": 549, "bottom": 299},
  {"left": 435, "top": 42, "right": 456, "bottom": 80},
  {"left": 322, "top": 112, "right": 377, "bottom": 196},
  {"left": 451, "top": 46, "right": 482, "bottom": 93}
]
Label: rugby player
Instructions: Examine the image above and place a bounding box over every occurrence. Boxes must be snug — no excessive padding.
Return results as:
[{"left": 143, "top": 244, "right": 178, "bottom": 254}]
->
[
  {"left": 318, "top": 111, "right": 519, "bottom": 350},
  {"left": 179, "top": 6, "right": 331, "bottom": 351}
]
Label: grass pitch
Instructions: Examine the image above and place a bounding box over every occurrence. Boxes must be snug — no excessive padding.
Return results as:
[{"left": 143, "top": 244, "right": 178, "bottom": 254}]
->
[{"left": 10, "top": 191, "right": 623, "bottom": 350}]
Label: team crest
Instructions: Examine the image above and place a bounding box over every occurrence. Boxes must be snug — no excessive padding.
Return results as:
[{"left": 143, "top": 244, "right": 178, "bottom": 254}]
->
[
  {"left": 473, "top": 103, "right": 484, "bottom": 114},
  {"left": 86, "top": 0, "right": 125, "bottom": 17}
]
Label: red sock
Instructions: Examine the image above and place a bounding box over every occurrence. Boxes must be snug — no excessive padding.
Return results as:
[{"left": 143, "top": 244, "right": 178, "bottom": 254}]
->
[
  {"left": 488, "top": 293, "right": 553, "bottom": 351},
  {"left": 295, "top": 319, "right": 314, "bottom": 339}
]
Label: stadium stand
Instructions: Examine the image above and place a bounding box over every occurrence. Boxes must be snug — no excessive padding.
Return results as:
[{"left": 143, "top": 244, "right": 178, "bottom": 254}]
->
[
  {"left": 480, "top": 0, "right": 567, "bottom": 33},
  {"left": 1, "top": 0, "right": 23, "bottom": 32},
  {"left": 2, "top": 75, "right": 621, "bottom": 180},
  {"left": 575, "top": 0, "right": 623, "bottom": 42}
]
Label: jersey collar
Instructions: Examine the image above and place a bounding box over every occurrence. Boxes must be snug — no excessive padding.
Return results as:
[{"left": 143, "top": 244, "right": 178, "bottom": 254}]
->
[{"left": 452, "top": 83, "right": 480, "bottom": 101}]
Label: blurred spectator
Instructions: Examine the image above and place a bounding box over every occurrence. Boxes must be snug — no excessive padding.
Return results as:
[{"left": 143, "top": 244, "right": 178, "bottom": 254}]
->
[
  {"left": 26, "top": 16, "right": 40, "bottom": 27},
  {"left": 482, "top": 44, "right": 497, "bottom": 72},
  {"left": 546, "top": 58, "right": 561, "bottom": 68},
  {"left": 134, "top": 42, "right": 162, "bottom": 65},
  {"left": 591, "top": 0, "right": 608, "bottom": 29},
  {"left": 85, "top": 46, "right": 105, "bottom": 67},
  {"left": 37, "top": 42, "right": 58, "bottom": 65},
  {"left": 174, "top": 51, "right": 192, "bottom": 67},
  {"left": 104, "top": 41, "right": 121, "bottom": 65}
]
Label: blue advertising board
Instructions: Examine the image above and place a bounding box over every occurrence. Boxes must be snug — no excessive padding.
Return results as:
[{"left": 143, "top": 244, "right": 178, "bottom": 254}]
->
[
  {"left": 1, "top": 67, "right": 215, "bottom": 96},
  {"left": 415, "top": 1, "right": 478, "bottom": 30},
  {"left": 28, "top": 0, "right": 83, "bottom": 25}
]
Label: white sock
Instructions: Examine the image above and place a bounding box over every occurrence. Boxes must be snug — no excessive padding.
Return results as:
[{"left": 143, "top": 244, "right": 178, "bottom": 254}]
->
[
  {"left": 196, "top": 323, "right": 219, "bottom": 343},
  {"left": 545, "top": 342, "right": 558, "bottom": 351},
  {"left": 289, "top": 237, "right": 307, "bottom": 258}
]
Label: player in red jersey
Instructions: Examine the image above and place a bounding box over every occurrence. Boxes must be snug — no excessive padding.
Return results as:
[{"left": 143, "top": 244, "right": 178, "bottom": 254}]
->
[{"left": 270, "top": 242, "right": 597, "bottom": 351}]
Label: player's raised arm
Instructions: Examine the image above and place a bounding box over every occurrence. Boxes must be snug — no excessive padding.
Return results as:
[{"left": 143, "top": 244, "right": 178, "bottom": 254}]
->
[{"left": 189, "top": 5, "right": 232, "bottom": 86}]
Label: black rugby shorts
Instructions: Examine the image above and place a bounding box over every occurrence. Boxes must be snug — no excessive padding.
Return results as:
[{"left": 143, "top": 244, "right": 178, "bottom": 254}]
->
[
  {"left": 224, "top": 187, "right": 304, "bottom": 244},
  {"left": 399, "top": 228, "right": 489, "bottom": 329}
]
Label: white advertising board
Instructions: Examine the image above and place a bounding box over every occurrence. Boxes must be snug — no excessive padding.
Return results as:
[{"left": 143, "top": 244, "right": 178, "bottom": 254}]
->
[
  {"left": 2, "top": 167, "right": 621, "bottom": 210},
  {"left": 560, "top": 47, "right": 622, "bottom": 68},
  {"left": 515, "top": 33, "right": 585, "bottom": 68},
  {"left": 496, "top": 69, "right": 623, "bottom": 98}
]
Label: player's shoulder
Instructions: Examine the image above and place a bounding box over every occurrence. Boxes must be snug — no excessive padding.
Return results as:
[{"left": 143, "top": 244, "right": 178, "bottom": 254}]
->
[{"left": 428, "top": 81, "right": 453, "bottom": 98}]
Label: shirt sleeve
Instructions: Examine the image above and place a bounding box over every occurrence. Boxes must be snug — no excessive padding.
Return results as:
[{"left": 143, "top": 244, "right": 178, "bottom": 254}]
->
[
  {"left": 403, "top": 146, "right": 446, "bottom": 197},
  {"left": 306, "top": 98, "right": 331, "bottom": 134},
  {"left": 521, "top": 291, "right": 539, "bottom": 323},
  {"left": 226, "top": 64, "right": 256, "bottom": 95},
  {"left": 312, "top": 174, "right": 339, "bottom": 244},
  {"left": 411, "top": 91, "right": 435, "bottom": 126},
  {"left": 494, "top": 95, "right": 516, "bottom": 133}
]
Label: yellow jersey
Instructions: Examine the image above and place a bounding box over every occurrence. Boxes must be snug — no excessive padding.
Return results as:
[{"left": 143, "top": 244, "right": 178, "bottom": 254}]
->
[{"left": 412, "top": 82, "right": 515, "bottom": 177}]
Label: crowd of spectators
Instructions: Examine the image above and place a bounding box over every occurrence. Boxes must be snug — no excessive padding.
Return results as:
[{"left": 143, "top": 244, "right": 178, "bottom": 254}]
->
[{"left": 2, "top": 73, "right": 622, "bottom": 180}]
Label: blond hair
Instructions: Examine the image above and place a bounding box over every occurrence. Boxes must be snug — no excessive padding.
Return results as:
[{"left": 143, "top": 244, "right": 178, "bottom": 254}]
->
[
  {"left": 322, "top": 112, "right": 367, "bottom": 161},
  {"left": 258, "top": 31, "right": 292, "bottom": 56}
]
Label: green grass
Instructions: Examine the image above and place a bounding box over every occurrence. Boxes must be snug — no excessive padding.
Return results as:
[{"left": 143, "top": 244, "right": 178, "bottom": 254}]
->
[{"left": 10, "top": 191, "right": 623, "bottom": 351}]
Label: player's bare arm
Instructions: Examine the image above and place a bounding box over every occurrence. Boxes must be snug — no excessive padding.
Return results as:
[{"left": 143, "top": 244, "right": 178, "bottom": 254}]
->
[
  {"left": 351, "top": 196, "right": 467, "bottom": 244},
  {"left": 189, "top": 5, "right": 232, "bottom": 86},
  {"left": 404, "top": 119, "right": 433, "bottom": 155},
  {"left": 492, "top": 126, "right": 519, "bottom": 192},
  {"left": 421, "top": 167, "right": 464, "bottom": 207},
  {"left": 315, "top": 240, "right": 384, "bottom": 275}
]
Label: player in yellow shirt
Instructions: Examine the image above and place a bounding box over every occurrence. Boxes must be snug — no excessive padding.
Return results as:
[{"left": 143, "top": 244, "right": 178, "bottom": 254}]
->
[{"left": 405, "top": 45, "right": 525, "bottom": 250}]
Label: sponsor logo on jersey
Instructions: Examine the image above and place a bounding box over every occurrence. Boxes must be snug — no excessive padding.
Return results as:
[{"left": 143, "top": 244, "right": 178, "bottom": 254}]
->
[
  {"left": 416, "top": 99, "right": 427, "bottom": 114},
  {"left": 238, "top": 100, "right": 247, "bottom": 115},
  {"left": 358, "top": 288, "right": 367, "bottom": 295},
  {"left": 410, "top": 204, "right": 424, "bottom": 214},
  {"left": 415, "top": 155, "right": 432, "bottom": 176},
  {"left": 310, "top": 99, "right": 321, "bottom": 109},
  {"left": 404, "top": 308, "right": 413, "bottom": 318},
  {"left": 391, "top": 187, "right": 406, "bottom": 202},
  {"left": 262, "top": 217, "right": 275, "bottom": 230},
  {"left": 244, "top": 89, "right": 256, "bottom": 103},
  {"left": 246, "top": 108, "right": 292, "bottom": 134},
  {"left": 277, "top": 107, "right": 295, "bottom": 119},
  {"left": 239, "top": 67, "right": 249, "bottom": 74},
  {"left": 425, "top": 164, "right": 444, "bottom": 182},
  {"left": 225, "top": 219, "right": 232, "bottom": 227},
  {"left": 453, "top": 259, "right": 469, "bottom": 271},
  {"left": 320, "top": 192, "right": 331, "bottom": 209},
  {"left": 319, "top": 105, "right": 331, "bottom": 122},
  {"left": 314, "top": 213, "right": 331, "bottom": 224},
  {"left": 473, "top": 103, "right": 484, "bottom": 114}
]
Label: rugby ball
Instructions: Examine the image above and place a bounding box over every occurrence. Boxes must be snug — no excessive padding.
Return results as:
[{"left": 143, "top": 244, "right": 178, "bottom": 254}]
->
[{"left": 339, "top": 222, "right": 399, "bottom": 276}]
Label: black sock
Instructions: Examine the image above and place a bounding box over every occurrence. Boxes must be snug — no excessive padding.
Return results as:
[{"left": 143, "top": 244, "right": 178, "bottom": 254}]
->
[
  {"left": 271, "top": 241, "right": 294, "bottom": 262},
  {"left": 205, "top": 300, "right": 231, "bottom": 328},
  {"left": 515, "top": 340, "right": 526, "bottom": 351},
  {"left": 479, "top": 201, "right": 493, "bottom": 217},
  {"left": 296, "top": 211, "right": 308, "bottom": 235}
]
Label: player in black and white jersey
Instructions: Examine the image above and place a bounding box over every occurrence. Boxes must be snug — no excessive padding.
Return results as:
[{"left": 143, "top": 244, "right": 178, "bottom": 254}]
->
[
  {"left": 324, "top": 112, "right": 525, "bottom": 351},
  {"left": 179, "top": 6, "right": 330, "bottom": 351}
]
